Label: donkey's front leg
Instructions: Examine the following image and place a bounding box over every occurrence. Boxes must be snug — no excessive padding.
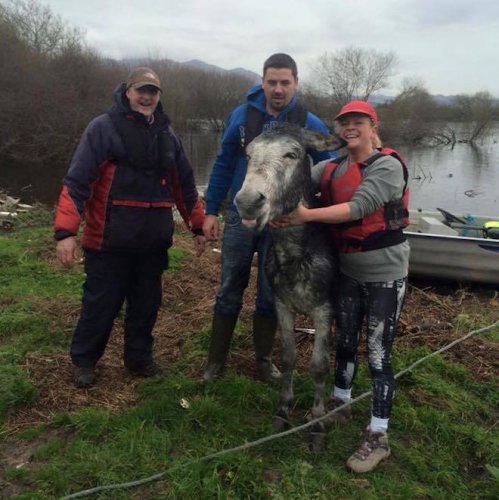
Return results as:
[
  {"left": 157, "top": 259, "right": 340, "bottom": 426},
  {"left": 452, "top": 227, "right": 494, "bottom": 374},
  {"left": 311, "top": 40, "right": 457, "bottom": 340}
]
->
[
  {"left": 273, "top": 303, "right": 295, "bottom": 431},
  {"left": 308, "top": 306, "right": 333, "bottom": 452}
]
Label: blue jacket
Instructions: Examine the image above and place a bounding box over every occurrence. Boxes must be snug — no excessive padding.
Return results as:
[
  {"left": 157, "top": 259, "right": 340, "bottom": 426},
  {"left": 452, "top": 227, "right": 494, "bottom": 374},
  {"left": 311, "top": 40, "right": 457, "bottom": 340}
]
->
[{"left": 204, "top": 85, "right": 336, "bottom": 215}]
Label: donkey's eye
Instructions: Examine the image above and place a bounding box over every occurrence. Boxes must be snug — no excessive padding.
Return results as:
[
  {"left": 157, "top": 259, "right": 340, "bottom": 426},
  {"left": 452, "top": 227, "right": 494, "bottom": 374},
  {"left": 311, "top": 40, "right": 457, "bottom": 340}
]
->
[{"left": 284, "top": 152, "right": 298, "bottom": 159}]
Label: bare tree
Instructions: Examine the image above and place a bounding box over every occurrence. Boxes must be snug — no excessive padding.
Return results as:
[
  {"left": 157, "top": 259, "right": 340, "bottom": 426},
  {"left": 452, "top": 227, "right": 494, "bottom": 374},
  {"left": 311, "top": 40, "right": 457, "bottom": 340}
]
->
[
  {"left": 297, "top": 83, "right": 333, "bottom": 128},
  {"left": 154, "top": 60, "right": 205, "bottom": 128},
  {"left": 192, "top": 71, "right": 253, "bottom": 131},
  {"left": 455, "top": 91, "right": 496, "bottom": 144},
  {"left": 310, "top": 46, "right": 396, "bottom": 107},
  {"left": 1, "top": 0, "right": 84, "bottom": 56},
  {"left": 380, "top": 78, "right": 445, "bottom": 145},
  {"left": 0, "top": 0, "right": 113, "bottom": 163}
]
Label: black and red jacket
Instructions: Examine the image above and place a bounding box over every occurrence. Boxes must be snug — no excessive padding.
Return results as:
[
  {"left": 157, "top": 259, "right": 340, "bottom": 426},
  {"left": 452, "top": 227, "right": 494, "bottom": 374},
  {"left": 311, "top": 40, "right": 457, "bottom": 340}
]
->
[
  {"left": 320, "top": 148, "right": 409, "bottom": 253},
  {"left": 54, "top": 84, "right": 204, "bottom": 252}
]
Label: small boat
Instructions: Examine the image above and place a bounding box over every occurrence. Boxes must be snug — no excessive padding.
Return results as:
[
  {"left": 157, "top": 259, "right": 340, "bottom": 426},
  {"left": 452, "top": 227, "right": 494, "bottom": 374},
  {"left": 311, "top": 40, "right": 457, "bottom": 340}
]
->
[{"left": 405, "top": 208, "right": 499, "bottom": 285}]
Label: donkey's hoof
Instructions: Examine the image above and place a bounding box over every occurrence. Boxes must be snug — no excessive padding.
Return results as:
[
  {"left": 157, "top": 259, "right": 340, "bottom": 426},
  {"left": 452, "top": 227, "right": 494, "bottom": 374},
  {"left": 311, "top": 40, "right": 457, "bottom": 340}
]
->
[
  {"left": 273, "top": 415, "right": 291, "bottom": 432},
  {"left": 309, "top": 431, "right": 327, "bottom": 453}
]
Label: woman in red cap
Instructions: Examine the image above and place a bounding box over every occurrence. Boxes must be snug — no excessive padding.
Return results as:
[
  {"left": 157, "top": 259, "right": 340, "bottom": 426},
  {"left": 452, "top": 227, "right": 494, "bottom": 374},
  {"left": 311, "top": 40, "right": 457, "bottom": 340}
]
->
[{"left": 275, "top": 100, "right": 410, "bottom": 473}]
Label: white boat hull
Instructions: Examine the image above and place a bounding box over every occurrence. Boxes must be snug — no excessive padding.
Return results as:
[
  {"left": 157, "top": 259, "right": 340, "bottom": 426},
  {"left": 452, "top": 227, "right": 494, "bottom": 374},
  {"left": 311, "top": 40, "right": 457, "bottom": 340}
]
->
[{"left": 405, "top": 210, "right": 499, "bottom": 285}]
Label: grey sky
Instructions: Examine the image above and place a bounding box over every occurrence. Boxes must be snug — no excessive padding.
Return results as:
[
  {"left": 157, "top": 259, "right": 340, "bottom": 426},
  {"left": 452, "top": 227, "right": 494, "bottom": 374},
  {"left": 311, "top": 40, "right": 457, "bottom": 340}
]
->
[{"left": 42, "top": 0, "right": 499, "bottom": 96}]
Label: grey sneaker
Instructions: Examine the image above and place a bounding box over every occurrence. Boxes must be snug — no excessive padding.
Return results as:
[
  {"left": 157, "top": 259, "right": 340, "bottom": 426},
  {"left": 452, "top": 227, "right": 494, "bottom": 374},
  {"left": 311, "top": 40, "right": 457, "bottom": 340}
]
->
[
  {"left": 346, "top": 430, "right": 391, "bottom": 473},
  {"left": 74, "top": 367, "right": 97, "bottom": 388},
  {"left": 324, "top": 397, "right": 352, "bottom": 424}
]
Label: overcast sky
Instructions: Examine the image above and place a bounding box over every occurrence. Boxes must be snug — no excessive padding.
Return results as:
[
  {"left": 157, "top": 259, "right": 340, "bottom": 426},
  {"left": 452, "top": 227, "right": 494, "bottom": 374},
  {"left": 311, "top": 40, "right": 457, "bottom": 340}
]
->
[{"left": 41, "top": 0, "right": 499, "bottom": 97}]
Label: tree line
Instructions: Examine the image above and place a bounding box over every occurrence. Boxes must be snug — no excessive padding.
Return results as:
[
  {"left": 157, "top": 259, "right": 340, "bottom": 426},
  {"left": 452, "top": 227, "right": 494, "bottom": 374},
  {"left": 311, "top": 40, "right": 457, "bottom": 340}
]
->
[
  {"left": 302, "top": 51, "right": 499, "bottom": 148},
  {"left": 1, "top": 0, "right": 498, "bottom": 168},
  {"left": 0, "top": 0, "right": 254, "bottom": 165}
]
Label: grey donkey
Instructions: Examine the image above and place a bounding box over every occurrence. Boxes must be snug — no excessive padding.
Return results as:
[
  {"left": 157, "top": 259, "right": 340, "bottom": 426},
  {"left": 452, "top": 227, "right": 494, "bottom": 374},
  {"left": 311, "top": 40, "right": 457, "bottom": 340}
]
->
[{"left": 235, "top": 123, "right": 346, "bottom": 451}]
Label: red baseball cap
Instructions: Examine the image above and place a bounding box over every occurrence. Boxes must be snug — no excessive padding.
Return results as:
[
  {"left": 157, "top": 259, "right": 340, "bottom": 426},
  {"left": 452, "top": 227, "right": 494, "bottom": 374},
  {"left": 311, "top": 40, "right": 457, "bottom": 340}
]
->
[{"left": 334, "top": 100, "right": 378, "bottom": 125}]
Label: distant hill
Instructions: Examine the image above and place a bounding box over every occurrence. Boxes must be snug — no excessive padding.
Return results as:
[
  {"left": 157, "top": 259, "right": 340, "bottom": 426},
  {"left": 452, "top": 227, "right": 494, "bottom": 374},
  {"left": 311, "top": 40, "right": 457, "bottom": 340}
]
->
[
  {"left": 369, "top": 95, "right": 395, "bottom": 105},
  {"left": 370, "top": 93, "right": 459, "bottom": 106},
  {"left": 181, "top": 59, "right": 260, "bottom": 83},
  {"left": 432, "top": 94, "right": 459, "bottom": 105},
  {"left": 123, "top": 57, "right": 461, "bottom": 104}
]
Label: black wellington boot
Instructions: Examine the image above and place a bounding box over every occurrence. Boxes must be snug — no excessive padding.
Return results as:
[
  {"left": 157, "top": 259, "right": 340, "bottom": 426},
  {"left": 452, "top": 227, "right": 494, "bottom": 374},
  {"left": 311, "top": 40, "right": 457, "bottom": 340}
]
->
[{"left": 200, "top": 314, "right": 238, "bottom": 383}]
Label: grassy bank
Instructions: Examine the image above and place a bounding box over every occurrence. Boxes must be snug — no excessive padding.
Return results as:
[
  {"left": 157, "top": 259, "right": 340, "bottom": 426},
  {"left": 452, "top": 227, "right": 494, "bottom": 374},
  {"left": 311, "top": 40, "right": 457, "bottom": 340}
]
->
[{"left": 0, "top": 209, "right": 497, "bottom": 499}]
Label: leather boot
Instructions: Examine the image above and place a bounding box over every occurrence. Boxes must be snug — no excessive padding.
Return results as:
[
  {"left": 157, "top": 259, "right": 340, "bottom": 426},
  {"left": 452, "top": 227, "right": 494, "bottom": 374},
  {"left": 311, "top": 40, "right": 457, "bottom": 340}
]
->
[
  {"left": 253, "top": 313, "right": 282, "bottom": 384},
  {"left": 73, "top": 366, "right": 97, "bottom": 388},
  {"left": 201, "top": 314, "right": 238, "bottom": 382}
]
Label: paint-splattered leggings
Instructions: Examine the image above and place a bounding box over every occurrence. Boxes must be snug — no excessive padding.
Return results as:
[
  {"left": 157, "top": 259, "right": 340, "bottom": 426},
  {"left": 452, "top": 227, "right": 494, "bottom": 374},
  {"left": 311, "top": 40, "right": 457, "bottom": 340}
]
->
[{"left": 334, "top": 274, "right": 407, "bottom": 419}]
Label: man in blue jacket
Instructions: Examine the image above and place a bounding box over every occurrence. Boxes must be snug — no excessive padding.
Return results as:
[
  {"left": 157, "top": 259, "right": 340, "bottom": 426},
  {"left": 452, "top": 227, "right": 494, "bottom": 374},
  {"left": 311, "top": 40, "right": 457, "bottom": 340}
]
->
[{"left": 201, "top": 53, "right": 336, "bottom": 383}]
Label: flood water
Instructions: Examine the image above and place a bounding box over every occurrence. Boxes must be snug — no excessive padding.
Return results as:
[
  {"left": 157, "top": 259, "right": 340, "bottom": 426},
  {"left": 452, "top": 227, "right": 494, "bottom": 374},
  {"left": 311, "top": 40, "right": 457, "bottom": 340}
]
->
[
  {"left": 1, "top": 126, "right": 498, "bottom": 217},
  {"left": 400, "top": 141, "right": 498, "bottom": 217}
]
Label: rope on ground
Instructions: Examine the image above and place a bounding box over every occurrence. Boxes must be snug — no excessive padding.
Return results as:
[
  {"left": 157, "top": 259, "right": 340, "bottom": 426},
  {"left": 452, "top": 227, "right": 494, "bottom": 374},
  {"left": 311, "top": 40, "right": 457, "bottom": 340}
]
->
[{"left": 61, "top": 319, "right": 499, "bottom": 500}]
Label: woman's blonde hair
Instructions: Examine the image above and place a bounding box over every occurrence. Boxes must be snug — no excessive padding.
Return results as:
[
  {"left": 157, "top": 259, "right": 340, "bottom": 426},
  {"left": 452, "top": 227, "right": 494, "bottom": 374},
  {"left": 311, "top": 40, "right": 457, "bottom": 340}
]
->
[{"left": 372, "top": 130, "right": 382, "bottom": 149}]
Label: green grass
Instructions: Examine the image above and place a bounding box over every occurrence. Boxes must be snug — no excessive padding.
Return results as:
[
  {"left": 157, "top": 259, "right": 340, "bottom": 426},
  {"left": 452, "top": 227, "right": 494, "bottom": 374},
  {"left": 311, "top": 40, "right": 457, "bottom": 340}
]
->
[
  {"left": 0, "top": 210, "right": 498, "bottom": 499},
  {"left": 8, "top": 366, "right": 496, "bottom": 499},
  {"left": 0, "top": 210, "right": 84, "bottom": 423}
]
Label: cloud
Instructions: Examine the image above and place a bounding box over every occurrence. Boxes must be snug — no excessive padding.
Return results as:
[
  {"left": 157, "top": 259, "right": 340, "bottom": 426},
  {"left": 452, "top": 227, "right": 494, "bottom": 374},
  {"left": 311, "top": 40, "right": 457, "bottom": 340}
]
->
[{"left": 40, "top": 0, "right": 499, "bottom": 96}]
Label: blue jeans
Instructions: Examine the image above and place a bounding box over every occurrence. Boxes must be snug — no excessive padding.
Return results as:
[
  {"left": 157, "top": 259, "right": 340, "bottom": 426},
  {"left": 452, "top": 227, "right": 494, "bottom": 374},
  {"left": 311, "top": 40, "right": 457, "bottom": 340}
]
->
[{"left": 214, "top": 210, "right": 276, "bottom": 319}]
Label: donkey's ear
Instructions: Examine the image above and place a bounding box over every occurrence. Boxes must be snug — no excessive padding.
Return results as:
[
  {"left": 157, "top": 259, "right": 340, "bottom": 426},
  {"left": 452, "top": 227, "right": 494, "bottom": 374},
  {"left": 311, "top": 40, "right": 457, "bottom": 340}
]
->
[{"left": 302, "top": 130, "right": 347, "bottom": 152}]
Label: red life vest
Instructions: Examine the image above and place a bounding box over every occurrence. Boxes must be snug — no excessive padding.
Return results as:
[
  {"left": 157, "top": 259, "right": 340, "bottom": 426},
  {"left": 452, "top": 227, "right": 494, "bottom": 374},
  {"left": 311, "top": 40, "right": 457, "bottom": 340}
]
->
[{"left": 320, "top": 148, "right": 410, "bottom": 253}]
